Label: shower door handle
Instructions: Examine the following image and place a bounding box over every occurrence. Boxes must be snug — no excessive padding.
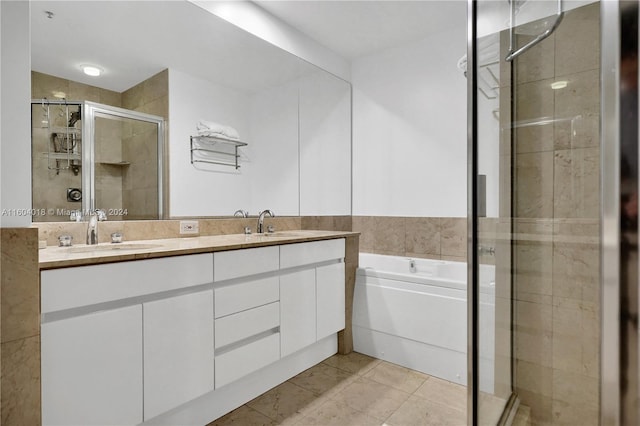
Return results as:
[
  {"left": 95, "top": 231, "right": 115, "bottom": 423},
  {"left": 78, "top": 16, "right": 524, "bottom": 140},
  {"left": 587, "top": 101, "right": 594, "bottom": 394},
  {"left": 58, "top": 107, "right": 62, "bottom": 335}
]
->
[{"left": 505, "top": 0, "right": 564, "bottom": 62}]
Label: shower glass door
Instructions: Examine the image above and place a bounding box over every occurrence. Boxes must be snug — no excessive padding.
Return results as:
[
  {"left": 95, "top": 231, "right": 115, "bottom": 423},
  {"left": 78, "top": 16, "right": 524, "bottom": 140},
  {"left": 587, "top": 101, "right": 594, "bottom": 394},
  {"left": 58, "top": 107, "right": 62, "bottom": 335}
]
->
[
  {"left": 471, "top": 0, "right": 603, "bottom": 424},
  {"left": 84, "top": 102, "right": 164, "bottom": 220}
]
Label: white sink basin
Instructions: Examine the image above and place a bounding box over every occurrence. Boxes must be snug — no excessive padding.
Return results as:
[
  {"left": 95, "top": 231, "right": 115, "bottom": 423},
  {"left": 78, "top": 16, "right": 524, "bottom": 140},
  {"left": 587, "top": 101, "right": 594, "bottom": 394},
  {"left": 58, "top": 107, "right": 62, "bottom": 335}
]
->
[{"left": 65, "top": 243, "right": 162, "bottom": 253}]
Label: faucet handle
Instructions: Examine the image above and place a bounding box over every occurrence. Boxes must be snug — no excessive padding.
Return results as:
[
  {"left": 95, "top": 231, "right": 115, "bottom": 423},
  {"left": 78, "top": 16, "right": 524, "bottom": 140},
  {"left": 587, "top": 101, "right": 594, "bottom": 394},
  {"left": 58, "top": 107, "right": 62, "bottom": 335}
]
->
[{"left": 96, "top": 209, "right": 107, "bottom": 221}]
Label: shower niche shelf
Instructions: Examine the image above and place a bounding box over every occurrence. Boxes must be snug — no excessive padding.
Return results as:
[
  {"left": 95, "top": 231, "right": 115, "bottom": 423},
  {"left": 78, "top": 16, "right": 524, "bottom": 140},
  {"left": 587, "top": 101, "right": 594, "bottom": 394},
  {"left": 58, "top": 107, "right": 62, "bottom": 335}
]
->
[
  {"left": 42, "top": 152, "right": 81, "bottom": 161},
  {"left": 190, "top": 135, "right": 248, "bottom": 170},
  {"left": 98, "top": 161, "right": 131, "bottom": 166}
]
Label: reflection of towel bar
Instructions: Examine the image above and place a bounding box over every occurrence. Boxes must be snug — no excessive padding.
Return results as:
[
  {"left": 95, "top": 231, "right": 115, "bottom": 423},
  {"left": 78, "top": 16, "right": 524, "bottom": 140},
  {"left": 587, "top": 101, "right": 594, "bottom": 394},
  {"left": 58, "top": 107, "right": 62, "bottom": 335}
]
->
[
  {"left": 192, "top": 159, "right": 241, "bottom": 169},
  {"left": 190, "top": 135, "right": 247, "bottom": 170}
]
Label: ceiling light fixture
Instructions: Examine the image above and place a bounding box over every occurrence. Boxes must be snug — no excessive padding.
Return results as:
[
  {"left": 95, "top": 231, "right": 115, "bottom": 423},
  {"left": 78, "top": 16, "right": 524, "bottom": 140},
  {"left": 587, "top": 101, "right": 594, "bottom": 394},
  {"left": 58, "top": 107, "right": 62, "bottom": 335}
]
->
[
  {"left": 81, "top": 65, "right": 102, "bottom": 77},
  {"left": 551, "top": 80, "right": 568, "bottom": 90}
]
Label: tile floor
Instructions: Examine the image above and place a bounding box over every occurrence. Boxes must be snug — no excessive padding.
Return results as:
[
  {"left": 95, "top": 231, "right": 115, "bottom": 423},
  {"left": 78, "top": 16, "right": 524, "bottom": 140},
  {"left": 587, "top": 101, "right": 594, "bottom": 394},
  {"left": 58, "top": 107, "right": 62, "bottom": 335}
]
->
[{"left": 209, "top": 352, "right": 468, "bottom": 426}]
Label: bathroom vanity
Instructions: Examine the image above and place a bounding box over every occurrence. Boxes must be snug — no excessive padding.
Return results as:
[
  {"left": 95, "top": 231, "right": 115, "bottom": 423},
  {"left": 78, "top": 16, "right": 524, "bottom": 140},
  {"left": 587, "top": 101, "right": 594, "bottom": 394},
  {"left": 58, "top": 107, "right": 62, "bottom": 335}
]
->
[{"left": 38, "top": 231, "right": 355, "bottom": 426}]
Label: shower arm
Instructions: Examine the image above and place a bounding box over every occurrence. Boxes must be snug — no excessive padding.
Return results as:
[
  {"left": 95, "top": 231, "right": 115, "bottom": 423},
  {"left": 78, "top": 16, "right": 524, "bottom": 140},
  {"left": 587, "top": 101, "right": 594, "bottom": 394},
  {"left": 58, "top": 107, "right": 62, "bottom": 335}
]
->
[{"left": 505, "top": 0, "right": 564, "bottom": 62}]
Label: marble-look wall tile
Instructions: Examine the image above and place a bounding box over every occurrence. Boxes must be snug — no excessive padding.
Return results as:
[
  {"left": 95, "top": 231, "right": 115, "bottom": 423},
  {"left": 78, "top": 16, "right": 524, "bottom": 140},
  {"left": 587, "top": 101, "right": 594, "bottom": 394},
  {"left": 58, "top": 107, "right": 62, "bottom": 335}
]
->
[
  {"left": 440, "top": 217, "right": 466, "bottom": 258},
  {"left": 33, "top": 217, "right": 303, "bottom": 246},
  {"left": 551, "top": 370, "right": 599, "bottom": 424},
  {"left": 516, "top": 388, "right": 553, "bottom": 425},
  {"left": 553, "top": 147, "right": 600, "bottom": 219},
  {"left": 339, "top": 235, "right": 359, "bottom": 355},
  {"left": 514, "top": 240, "right": 553, "bottom": 300},
  {"left": 516, "top": 360, "right": 553, "bottom": 399},
  {"left": 405, "top": 217, "right": 440, "bottom": 258},
  {"left": 301, "top": 216, "right": 352, "bottom": 232},
  {"left": 1, "top": 335, "right": 41, "bottom": 426},
  {"left": 554, "top": 70, "right": 600, "bottom": 150},
  {"left": 554, "top": 2, "right": 600, "bottom": 77},
  {"left": 1, "top": 228, "right": 39, "bottom": 343},
  {"left": 515, "top": 33, "right": 555, "bottom": 84},
  {"left": 515, "top": 152, "right": 555, "bottom": 218},
  {"left": 352, "top": 216, "right": 375, "bottom": 252},
  {"left": 515, "top": 300, "right": 553, "bottom": 367},
  {"left": 515, "top": 79, "right": 555, "bottom": 154},
  {"left": 373, "top": 217, "right": 406, "bottom": 256},
  {"left": 552, "top": 241, "right": 599, "bottom": 301}
]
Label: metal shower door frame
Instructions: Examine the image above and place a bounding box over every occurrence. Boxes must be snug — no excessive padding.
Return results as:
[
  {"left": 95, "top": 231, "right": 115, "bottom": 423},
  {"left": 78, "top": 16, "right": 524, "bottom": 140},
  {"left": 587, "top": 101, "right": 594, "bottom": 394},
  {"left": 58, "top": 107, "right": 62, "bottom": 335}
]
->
[{"left": 82, "top": 101, "right": 165, "bottom": 218}]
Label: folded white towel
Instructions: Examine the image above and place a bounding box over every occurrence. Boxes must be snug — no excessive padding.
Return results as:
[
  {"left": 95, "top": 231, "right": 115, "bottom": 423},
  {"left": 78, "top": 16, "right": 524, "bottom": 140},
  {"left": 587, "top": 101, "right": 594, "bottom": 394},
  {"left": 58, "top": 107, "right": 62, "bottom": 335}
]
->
[{"left": 196, "top": 120, "right": 240, "bottom": 140}]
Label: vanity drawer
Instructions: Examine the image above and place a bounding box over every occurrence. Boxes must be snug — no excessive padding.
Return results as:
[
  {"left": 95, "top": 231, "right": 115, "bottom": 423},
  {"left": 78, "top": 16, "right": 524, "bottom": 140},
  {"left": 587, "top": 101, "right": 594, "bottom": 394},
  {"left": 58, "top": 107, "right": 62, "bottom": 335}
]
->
[
  {"left": 215, "top": 333, "right": 280, "bottom": 388},
  {"left": 214, "top": 246, "right": 279, "bottom": 281},
  {"left": 280, "top": 239, "right": 345, "bottom": 269},
  {"left": 215, "top": 302, "right": 279, "bottom": 349},
  {"left": 214, "top": 276, "right": 279, "bottom": 318},
  {"left": 41, "top": 254, "right": 214, "bottom": 314}
]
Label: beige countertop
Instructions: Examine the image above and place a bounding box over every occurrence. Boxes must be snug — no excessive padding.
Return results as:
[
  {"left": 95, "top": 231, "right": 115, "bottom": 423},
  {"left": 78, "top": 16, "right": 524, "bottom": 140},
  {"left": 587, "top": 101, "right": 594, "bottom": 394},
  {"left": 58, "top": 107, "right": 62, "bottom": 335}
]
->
[{"left": 39, "top": 230, "right": 358, "bottom": 269}]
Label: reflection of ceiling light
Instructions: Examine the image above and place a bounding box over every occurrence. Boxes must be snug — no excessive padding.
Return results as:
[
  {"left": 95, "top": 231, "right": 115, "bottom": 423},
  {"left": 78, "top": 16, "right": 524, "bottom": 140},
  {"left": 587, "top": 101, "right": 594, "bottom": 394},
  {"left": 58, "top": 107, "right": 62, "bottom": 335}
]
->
[
  {"left": 52, "top": 91, "right": 66, "bottom": 99},
  {"left": 81, "top": 65, "right": 102, "bottom": 77},
  {"left": 551, "top": 80, "right": 568, "bottom": 90}
]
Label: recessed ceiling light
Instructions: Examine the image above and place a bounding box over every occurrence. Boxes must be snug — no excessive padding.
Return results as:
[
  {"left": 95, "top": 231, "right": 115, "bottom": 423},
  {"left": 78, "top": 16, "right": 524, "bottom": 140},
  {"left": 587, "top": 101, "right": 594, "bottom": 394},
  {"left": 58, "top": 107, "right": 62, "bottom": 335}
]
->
[
  {"left": 81, "top": 65, "right": 102, "bottom": 77},
  {"left": 551, "top": 80, "right": 568, "bottom": 90}
]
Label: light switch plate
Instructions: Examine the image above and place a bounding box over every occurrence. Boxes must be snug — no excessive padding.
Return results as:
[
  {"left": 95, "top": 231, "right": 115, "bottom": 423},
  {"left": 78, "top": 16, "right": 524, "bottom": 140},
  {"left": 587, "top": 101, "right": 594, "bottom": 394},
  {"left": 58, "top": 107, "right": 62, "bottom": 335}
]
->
[{"left": 179, "top": 220, "right": 199, "bottom": 235}]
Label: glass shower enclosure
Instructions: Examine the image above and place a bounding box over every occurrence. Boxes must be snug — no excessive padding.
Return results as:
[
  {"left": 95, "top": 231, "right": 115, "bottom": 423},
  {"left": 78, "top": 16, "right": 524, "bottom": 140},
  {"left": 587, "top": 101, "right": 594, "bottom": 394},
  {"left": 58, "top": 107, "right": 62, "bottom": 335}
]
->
[
  {"left": 468, "top": 0, "right": 638, "bottom": 424},
  {"left": 31, "top": 100, "right": 164, "bottom": 222}
]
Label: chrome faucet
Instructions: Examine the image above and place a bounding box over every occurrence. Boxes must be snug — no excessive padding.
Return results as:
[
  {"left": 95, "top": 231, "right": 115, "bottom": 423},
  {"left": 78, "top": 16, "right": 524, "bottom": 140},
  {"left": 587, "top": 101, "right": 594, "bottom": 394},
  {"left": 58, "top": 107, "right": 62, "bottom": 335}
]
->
[
  {"left": 86, "top": 209, "right": 107, "bottom": 245},
  {"left": 233, "top": 209, "right": 249, "bottom": 218},
  {"left": 257, "top": 210, "right": 274, "bottom": 233}
]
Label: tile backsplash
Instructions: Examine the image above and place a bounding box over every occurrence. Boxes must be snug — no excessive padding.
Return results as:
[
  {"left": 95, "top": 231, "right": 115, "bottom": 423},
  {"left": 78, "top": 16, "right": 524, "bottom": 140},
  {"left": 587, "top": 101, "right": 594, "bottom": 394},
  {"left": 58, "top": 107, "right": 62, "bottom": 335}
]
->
[{"left": 352, "top": 216, "right": 467, "bottom": 261}]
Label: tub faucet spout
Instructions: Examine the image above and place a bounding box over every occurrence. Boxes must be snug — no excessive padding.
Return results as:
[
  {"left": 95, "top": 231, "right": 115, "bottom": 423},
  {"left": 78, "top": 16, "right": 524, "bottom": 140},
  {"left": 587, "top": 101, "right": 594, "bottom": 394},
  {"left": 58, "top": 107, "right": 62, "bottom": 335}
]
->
[{"left": 257, "top": 210, "right": 274, "bottom": 233}]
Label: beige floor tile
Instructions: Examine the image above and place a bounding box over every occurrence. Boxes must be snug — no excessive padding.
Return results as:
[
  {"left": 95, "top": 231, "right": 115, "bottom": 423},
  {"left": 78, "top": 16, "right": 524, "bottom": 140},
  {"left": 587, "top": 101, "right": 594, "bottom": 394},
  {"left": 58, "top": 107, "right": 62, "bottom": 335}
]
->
[
  {"left": 289, "top": 362, "right": 357, "bottom": 397},
  {"left": 296, "top": 398, "right": 382, "bottom": 426},
  {"left": 385, "top": 395, "right": 467, "bottom": 426},
  {"left": 364, "top": 361, "right": 429, "bottom": 394},
  {"left": 414, "top": 376, "right": 467, "bottom": 413},
  {"left": 336, "top": 377, "right": 411, "bottom": 421},
  {"left": 208, "top": 405, "right": 277, "bottom": 426},
  {"left": 246, "top": 382, "right": 321, "bottom": 423},
  {"left": 322, "top": 351, "right": 381, "bottom": 376}
]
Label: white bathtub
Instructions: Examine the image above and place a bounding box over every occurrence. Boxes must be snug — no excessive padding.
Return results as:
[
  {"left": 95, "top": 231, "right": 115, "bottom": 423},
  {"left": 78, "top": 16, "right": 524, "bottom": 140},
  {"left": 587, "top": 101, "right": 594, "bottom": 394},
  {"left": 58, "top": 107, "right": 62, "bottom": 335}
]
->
[{"left": 353, "top": 253, "right": 495, "bottom": 391}]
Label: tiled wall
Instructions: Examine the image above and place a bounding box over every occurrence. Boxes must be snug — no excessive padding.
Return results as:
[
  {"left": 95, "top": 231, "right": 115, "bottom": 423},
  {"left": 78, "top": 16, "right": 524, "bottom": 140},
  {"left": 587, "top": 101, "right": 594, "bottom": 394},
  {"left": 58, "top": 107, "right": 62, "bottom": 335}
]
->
[
  {"left": 1, "top": 228, "right": 40, "bottom": 425},
  {"left": 352, "top": 216, "right": 467, "bottom": 261},
  {"left": 31, "top": 72, "right": 122, "bottom": 222},
  {"left": 31, "top": 70, "right": 168, "bottom": 222},
  {"left": 33, "top": 216, "right": 303, "bottom": 247},
  {"left": 509, "top": 3, "right": 600, "bottom": 424},
  {"left": 121, "top": 69, "right": 168, "bottom": 220}
]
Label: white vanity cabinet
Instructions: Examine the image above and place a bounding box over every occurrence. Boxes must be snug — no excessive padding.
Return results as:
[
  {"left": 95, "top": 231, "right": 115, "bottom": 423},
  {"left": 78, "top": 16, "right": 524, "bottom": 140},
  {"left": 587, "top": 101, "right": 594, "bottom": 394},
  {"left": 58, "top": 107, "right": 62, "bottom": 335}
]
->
[
  {"left": 40, "top": 254, "right": 213, "bottom": 426},
  {"left": 143, "top": 290, "right": 214, "bottom": 420},
  {"left": 41, "top": 305, "right": 143, "bottom": 426},
  {"left": 213, "top": 246, "right": 281, "bottom": 388},
  {"left": 40, "top": 237, "right": 348, "bottom": 425},
  {"left": 280, "top": 269, "right": 317, "bottom": 357},
  {"left": 280, "top": 239, "right": 346, "bottom": 357}
]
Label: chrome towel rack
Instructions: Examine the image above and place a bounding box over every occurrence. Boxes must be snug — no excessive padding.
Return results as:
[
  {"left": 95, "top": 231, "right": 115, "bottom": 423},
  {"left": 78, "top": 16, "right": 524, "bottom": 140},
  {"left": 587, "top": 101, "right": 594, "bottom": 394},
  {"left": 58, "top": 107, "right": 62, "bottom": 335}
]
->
[
  {"left": 505, "top": 0, "right": 564, "bottom": 62},
  {"left": 190, "top": 135, "right": 247, "bottom": 169}
]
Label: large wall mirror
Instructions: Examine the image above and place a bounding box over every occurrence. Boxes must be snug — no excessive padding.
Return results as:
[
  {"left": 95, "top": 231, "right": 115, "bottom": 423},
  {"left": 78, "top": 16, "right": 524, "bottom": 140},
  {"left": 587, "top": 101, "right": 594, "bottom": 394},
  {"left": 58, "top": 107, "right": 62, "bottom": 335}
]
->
[{"left": 30, "top": 1, "right": 351, "bottom": 221}]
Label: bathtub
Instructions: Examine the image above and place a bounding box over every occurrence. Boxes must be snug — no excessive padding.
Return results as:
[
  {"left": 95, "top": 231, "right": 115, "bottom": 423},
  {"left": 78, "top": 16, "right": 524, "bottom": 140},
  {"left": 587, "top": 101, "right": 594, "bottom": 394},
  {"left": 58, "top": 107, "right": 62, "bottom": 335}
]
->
[{"left": 353, "top": 253, "right": 495, "bottom": 391}]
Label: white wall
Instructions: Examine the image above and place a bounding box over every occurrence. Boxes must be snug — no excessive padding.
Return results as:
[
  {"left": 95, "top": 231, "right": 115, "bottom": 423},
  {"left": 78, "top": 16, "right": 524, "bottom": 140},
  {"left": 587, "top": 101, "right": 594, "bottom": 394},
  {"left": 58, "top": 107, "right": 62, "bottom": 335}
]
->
[
  {"left": 299, "top": 71, "right": 351, "bottom": 216},
  {"left": 168, "top": 69, "right": 302, "bottom": 217},
  {"left": 168, "top": 69, "right": 253, "bottom": 217},
  {"left": 352, "top": 26, "right": 467, "bottom": 217},
  {"left": 248, "top": 80, "right": 299, "bottom": 216},
  {"left": 1, "top": 1, "right": 31, "bottom": 227},
  {"left": 190, "top": 0, "right": 350, "bottom": 82}
]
